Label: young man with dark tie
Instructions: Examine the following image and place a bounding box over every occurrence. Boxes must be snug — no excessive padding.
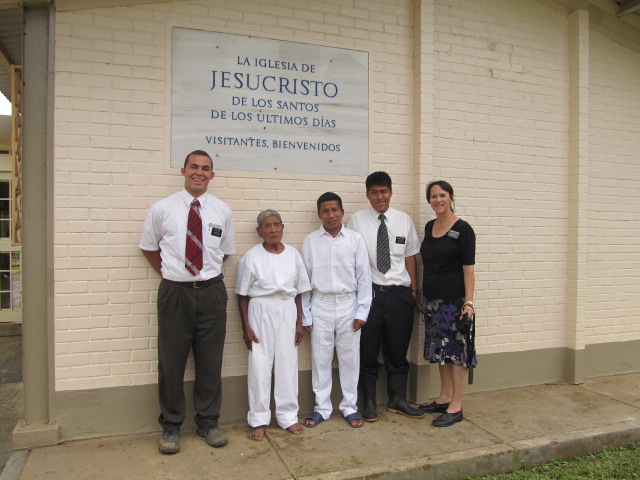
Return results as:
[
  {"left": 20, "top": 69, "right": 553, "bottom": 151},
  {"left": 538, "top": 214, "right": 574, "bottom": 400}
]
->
[{"left": 347, "top": 171, "right": 423, "bottom": 422}]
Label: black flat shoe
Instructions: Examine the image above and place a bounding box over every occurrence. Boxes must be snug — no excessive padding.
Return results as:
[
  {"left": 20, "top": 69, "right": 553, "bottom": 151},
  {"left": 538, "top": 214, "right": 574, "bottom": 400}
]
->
[
  {"left": 432, "top": 410, "right": 463, "bottom": 427},
  {"left": 419, "top": 401, "right": 450, "bottom": 414}
]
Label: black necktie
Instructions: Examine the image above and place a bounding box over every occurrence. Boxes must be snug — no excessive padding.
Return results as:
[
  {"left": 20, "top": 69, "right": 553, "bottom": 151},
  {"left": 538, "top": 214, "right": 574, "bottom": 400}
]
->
[{"left": 377, "top": 214, "right": 390, "bottom": 274}]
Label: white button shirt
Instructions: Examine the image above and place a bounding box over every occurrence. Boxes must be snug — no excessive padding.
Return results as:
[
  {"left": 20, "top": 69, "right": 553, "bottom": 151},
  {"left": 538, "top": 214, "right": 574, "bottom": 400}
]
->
[
  {"left": 139, "top": 189, "right": 236, "bottom": 282},
  {"left": 347, "top": 206, "right": 420, "bottom": 287},
  {"left": 301, "top": 225, "right": 372, "bottom": 326},
  {"left": 235, "top": 242, "right": 311, "bottom": 298}
]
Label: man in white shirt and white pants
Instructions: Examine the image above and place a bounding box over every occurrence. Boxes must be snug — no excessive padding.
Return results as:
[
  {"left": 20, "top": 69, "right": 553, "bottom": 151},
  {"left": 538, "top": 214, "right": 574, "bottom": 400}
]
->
[{"left": 302, "top": 192, "right": 372, "bottom": 428}]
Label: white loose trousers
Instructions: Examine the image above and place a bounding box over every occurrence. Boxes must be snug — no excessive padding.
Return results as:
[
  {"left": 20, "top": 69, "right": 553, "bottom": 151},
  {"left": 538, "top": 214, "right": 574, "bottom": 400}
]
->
[
  {"left": 310, "top": 292, "right": 360, "bottom": 419},
  {"left": 247, "top": 294, "right": 299, "bottom": 429}
]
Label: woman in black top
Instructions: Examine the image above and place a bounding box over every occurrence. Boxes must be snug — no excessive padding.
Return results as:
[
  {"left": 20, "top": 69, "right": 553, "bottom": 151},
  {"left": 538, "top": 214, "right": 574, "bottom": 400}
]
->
[{"left": 419, "top": 180, "right": 476, "bottom": 427}]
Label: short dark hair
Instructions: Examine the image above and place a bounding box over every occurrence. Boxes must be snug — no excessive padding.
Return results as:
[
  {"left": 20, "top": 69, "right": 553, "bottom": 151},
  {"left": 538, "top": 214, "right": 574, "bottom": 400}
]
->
[
  {"left": 184, "top": 150, "right": 213, "bottom": 168},
  {"left": 426, "top": 180, "right": 455, "bottom": 212},
  {"left": 316, "top": 192, "right": 343, "bottom": 212},
  {"left": 366, "top": 171, "right": 392, "bottom": 192}
]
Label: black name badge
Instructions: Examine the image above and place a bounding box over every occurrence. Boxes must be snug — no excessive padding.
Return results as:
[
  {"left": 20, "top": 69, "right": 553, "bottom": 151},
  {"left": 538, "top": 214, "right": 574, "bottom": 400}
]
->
[
  {"left": 210, "top": 226, "right": 222, "bottom": 238},
  {"left": 447, "top": 230, "right": 460, "bottom": 239},
  {"left": 395, "top": 236, "right": 406, "bottom": 244}
]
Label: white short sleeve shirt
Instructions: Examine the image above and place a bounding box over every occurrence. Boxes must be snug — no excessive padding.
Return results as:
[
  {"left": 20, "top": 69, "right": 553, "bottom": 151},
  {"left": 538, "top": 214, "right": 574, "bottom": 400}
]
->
[
  {"left": 347, "top": 206, "right": 419, "bottom": 287},
  {"left": 235, "top": 243, "right": 311, "bottom": 298},
  {"left": 139, "top": 189, "right": 236, "bottom": 282}
]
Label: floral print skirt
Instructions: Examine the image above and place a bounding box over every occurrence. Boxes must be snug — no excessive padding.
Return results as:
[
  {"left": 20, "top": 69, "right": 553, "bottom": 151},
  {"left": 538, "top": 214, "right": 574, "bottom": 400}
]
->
[{"left": 423, "top": 298, "right": 478, "bottom": 368}]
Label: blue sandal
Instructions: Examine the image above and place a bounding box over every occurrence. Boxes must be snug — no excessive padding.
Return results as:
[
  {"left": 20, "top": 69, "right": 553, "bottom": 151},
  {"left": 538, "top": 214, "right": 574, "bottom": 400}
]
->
[
  {"left": 304, "top": 411, "right": 325, "bottom": 428},
  {"left": 345, "top": 412, "right": 364, "bottom": 428}
]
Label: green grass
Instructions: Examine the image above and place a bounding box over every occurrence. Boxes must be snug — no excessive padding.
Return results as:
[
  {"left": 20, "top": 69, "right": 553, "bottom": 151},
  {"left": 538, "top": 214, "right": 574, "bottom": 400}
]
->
[{"left": 468, "top": 443, "right": 640, "bottom": 480}]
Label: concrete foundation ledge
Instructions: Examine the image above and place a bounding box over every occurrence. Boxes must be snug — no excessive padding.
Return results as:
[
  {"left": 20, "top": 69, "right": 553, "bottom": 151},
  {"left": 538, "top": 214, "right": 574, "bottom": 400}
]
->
[
  {"left": 0, "top": 323, "right": 21, "bottom": 337},
  {"left": 12, "top": 420, "right": 61, "bottom": 450},
  {"left": 297, "top": 420, "right": 640, "bottom": 480}
]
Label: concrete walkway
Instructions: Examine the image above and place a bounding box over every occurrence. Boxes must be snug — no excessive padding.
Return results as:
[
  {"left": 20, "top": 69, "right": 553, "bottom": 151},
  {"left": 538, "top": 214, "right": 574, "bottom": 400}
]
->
[
  {"left": 3, "top": 372, "right": 640, "bottom": 480},
  {"left": 0, "top": 333, "right": 22, "bottom": 479}
]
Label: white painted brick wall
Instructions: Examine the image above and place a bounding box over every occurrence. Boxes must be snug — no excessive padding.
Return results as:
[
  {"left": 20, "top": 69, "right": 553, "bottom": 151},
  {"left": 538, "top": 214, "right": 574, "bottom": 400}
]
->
[
  {"left": 586, "top": 30, "right": 640, "bottom": 345},
  {"left": 54, "top": 0, "right": 414, "bottom": 391},
  {"left": 431, "top": 0, "right": 570, "bottom": 355},
  {"left": 52, "top": 0, "right": 640, "bottom": 391}
]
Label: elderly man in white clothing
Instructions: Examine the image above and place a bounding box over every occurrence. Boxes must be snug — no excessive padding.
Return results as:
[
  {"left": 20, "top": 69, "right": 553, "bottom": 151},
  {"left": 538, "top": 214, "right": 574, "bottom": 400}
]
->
[
  {"left": 301, "top": 192, "right": 372, "bottom": 429},
  {"left": 236, "top": 209, "right": 311, "bottom": 441}
]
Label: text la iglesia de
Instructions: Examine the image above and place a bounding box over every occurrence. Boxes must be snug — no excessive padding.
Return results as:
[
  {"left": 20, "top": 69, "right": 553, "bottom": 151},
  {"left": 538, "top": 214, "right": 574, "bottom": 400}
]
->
[{"left": 237, "top": 56, "right": 316, "bottom": 73}]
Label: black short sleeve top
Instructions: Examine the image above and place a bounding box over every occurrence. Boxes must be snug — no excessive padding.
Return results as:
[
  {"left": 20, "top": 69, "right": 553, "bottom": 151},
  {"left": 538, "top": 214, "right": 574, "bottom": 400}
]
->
[{"left": 420, "top": 219, "right": 475, "bottom": 301}]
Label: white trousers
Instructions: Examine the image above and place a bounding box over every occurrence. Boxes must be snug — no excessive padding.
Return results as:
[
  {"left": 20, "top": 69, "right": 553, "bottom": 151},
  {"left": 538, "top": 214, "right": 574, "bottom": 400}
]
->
[
  {"left": 310, "top": 292, "right": 361, "bottom": 419},
  {"left": 247, "top": 295, "right": 299, "bottom": 429}
]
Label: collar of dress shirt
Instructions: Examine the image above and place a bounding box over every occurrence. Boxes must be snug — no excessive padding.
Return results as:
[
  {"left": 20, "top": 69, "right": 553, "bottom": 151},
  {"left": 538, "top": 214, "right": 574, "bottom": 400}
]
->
[
  {"left": 181, "top": 188, "right": 207, "bottom": 207},
  {"left": 368, "top": 205, "right": 391, "bottom": 220},
  {"left": 320, "top": 224, "right": 345, "bottom": 237}
]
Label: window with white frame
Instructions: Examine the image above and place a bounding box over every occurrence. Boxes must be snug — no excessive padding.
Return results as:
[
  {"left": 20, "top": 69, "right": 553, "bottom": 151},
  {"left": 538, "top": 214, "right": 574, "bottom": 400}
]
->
[{"left": 0, "top": 178, "right": 21, "bottom": 313}]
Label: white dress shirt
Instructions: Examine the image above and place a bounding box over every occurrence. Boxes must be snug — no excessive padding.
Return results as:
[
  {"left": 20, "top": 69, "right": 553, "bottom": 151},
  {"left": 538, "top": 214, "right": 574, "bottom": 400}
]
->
[
  {"left": 235, "top": 243, "right": 311, "bottom": 298},
  {"left": 301, "top": 225, "right": 372, "bottom": 326},
  {"left": 347, "top": 206, "right": 419, "bottom": 287},
  {"left": 139, "top": 189, "right": 236, "bottom": 282}
]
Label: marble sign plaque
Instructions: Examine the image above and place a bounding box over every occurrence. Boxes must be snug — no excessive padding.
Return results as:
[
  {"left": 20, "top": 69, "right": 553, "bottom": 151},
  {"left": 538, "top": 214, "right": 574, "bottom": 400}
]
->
[{"left": 171, "top": 27, "right": 369, "bottom": 175}]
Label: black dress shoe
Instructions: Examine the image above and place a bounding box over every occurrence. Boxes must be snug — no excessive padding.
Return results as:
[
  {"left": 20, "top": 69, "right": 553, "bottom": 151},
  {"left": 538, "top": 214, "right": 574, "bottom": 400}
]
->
[
  {"left": 419, "top": 401, "right": 450, "bottom": 414},
  {"left": 432, "top": 410, "right": 463, "bottom": 427}
]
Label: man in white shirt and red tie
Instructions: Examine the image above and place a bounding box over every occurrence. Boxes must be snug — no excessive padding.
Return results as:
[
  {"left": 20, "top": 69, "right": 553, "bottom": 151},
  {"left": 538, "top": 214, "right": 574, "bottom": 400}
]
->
[
  {"left": 301, "top": 192, "right": 372, "bottom": 429},
  {"left": 140, "top": 150, "right": 236, "bottom": 454},
  {"left": 347, "top": 172, "right": 423, "bottom": 421}
]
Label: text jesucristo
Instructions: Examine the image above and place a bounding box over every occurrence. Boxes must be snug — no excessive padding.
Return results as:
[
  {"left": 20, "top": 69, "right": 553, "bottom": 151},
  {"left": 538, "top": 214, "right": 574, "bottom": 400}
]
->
[{"left": 211, "top": 71, "right": 338, "bottom": 98}]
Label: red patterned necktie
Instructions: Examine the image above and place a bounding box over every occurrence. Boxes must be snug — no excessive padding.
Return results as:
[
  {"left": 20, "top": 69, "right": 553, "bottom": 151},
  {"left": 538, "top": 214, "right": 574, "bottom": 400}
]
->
[{"left": 185, "top": 199, "right": 203, "bottom": 275}]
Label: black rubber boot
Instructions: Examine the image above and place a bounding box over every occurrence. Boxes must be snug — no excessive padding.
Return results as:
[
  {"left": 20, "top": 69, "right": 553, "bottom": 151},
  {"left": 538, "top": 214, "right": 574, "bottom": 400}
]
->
[
  {"left": 387, "top": 373, "right": 424, "bottom": 419},
  {"left": 360, "top": 382, "right": 379, "bottom": 422}
]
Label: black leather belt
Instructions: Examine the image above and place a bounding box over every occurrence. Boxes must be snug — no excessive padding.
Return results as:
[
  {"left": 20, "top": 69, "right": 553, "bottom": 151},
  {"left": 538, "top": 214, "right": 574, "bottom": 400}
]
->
[
  {"left": 165, "top": 273, "right": 223, "bottom": 289},
  {"left": 372, "top": 284, "right": 410, "bottom": 292}
]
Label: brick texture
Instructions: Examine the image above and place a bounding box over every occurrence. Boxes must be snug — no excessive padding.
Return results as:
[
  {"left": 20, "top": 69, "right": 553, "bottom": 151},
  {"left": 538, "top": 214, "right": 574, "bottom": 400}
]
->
[
  {"left": 54, "top": 0, "right": 414, "bottom": 391},
  {"left": 52, "top": 0, "right": 640, "bottom": 391},
  {"left": 586, "top": 30, "right": 640, "bottom": 344},
  {"left": 432, "top": 0, "right": 569, "bottom": 355}
]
